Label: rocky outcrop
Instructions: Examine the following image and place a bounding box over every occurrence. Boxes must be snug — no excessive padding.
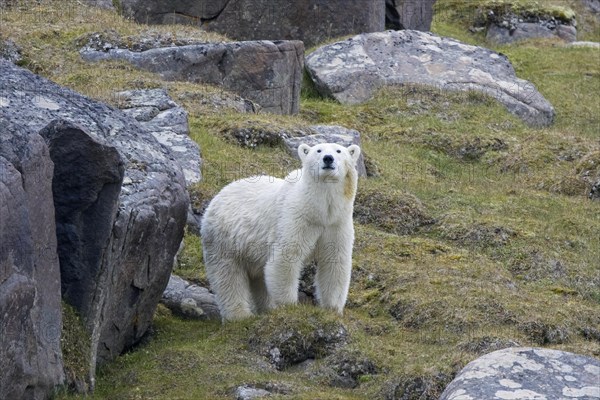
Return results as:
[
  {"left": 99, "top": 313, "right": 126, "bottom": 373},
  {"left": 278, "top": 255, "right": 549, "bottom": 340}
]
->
[
  {"left": 487, "top": 22, "right": 577, "bottom": 44},
  {"left": 0, "top": 121, "right": 65, "bottom": 399},
  {"left": 161, "top": 275, "right": 220, "bottom": 320},
  {"left": 306, "top": 30, "right": 555, "bottom": 127},
  {"left": 386, "top": 0, "right": 437, "bottom": 31},
  {"left": 439, "top": 347, "right": 600, "bottom": 400},
  {"left": 114, "top": 88, "right": 203, "bottom": 232},
  {"left": 0, "top": 60, "right": 189, "bottom": 388},
  {"left": 81, "top": 40, "right": 304, "bottom": 115},
  {"left": 284, "top": 125, "right": 367, "bottom": 177},
  {"left": 473, "top": 4, "right": 578, "bottom": 44},
  {"left": 119, "top": 0, "right": 385, "bottom": 48}
]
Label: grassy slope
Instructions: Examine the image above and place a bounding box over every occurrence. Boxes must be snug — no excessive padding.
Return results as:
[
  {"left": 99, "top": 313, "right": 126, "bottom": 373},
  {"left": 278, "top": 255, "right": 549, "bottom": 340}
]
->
[{"left": 1, "top": 1, "right": 598, "bottom": 399}]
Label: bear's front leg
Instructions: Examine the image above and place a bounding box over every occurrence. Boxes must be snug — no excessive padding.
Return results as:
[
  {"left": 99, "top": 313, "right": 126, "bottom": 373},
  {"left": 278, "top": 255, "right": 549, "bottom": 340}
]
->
[
  {"left": 265, "top": 228, "right": 319, "bottom": 307},
  {"left": 314, "top": 225, "right": 354, "bottom": 314}
]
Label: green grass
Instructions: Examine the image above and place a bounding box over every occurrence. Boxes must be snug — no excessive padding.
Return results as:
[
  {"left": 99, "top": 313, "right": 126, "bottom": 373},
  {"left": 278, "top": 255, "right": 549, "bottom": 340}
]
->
[{"left": 2, "top": 1, "right": 598, "bottom": 399}]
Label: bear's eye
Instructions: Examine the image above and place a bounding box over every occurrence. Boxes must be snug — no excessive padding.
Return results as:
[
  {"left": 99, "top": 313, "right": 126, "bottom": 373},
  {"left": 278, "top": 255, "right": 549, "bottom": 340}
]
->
[
  {"left": 336, "top": 150, "right": 341, "bottom": 153},
  {"left": 317, "top": 149, "right": 322, "bottom": 153}
]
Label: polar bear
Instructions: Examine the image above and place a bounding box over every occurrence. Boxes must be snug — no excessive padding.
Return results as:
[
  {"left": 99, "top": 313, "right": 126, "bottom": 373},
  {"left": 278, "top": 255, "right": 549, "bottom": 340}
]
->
[{"left": 200, "top": 143, "right": 361, "bottom": 321}]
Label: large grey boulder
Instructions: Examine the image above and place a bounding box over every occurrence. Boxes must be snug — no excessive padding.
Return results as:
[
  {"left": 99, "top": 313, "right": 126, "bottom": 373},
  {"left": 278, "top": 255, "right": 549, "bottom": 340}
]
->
[
  {"left": 306, "top": 30, "right": 555, "bottom": 127},
  {"left": 161, "top": 275, "right": 220, "bottom": 320},
  {"left": 386, "top": 0, "right": 437, "bottom": 31},
  {"left": 0, "top": 60, "right": 189, "bottom": 387},
  {"left": 0, "top": 123, "right": 64, "bottom": 399},
  {"left": 440, "top": 347, "right": 600, "bottom": 400},
  {"left": 283, "top": 125, "right": 367, "bottom": 177},
  {"left": 120, "top": 0, "right": 385, "bottom": 48},
  {"left": 81, "top": 40, "right": 304, "bottom": 115}
]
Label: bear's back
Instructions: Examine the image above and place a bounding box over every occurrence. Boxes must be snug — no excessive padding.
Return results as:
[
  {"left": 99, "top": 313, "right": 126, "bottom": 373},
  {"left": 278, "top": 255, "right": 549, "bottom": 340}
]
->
[{"left": 201, "top": 175, "right": 288, "bottom": 263}]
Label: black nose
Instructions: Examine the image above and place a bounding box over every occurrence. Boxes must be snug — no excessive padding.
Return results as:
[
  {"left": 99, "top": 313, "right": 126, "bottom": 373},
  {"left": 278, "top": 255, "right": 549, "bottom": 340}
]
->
[{"left": 323, "top": 155, "right": 334, "bottom": 165}]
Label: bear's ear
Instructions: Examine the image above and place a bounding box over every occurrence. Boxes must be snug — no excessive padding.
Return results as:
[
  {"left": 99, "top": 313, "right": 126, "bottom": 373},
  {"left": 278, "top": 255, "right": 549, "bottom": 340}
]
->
[
  {"left": 347, "top": 145, "right": 361, "bottom": 163},
  {"left": 298, "top": 143, "right": 311, "bottom": 161}
]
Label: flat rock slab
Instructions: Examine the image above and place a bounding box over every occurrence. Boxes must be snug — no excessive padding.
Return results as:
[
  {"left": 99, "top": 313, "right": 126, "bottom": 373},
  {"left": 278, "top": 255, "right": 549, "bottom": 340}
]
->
[
  {"left": 0, "top": 60, "right": 189, "bottom": 386},
  {"left": 81, "top": 40, "right": 304, "bottom": 115},
  {"left": 306, "top": 30, "right": 555, "bottom": 127},
  {"left": 119, "top": 0, "right": 385, "bottom": 48},
  {"left": 161, "top": 275, "right": 220, "bottom": 319},
  {"left": 440, "top": 347, "right": 600, "bottom": 400},
  {"left": 567, "top": 41, "right": 600, "bottom": 49},
  {"left": 283, "top": 125, "right": 367, "bottom": 177},
  {"left": 487, "top": 22, "right": 577, "bottom": 44}
]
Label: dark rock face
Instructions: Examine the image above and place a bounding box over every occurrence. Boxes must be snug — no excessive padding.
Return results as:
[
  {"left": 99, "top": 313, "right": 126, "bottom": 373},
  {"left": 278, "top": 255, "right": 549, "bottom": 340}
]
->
[
  {"left": 161, "top": 275, "right": 220, "bottom": 319},
  {"left": 306, "top": 30, "right": 555, "bottom": 127},
  {"left": 81, "top": 40, "right": 304, "bottom": 115},
  {"left": 120, "top": 0, "right": 385, "bottom": 48},
  {"left": 283, "top": 125, "right": 367, "bottom": 177},
  {"left": 439, "top": 347, "right": 600, "bottom": 400},
  {"left": 0, "top": 61, "right": 189, "bottom": 386},
  {"left": 386, "top": 0, "right": 437, "bottom": 31},
  {"left": 0, "top": 122, "right": 65, "bottom": 399},
  {"left": 39, "top": 120, "right": 124, "bottom": 325}
]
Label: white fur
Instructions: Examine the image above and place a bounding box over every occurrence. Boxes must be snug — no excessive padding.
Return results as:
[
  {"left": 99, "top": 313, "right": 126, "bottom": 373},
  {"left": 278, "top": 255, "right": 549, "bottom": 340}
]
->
[{"left": 200, "top": 143, "right": 361, "bottom": 321}]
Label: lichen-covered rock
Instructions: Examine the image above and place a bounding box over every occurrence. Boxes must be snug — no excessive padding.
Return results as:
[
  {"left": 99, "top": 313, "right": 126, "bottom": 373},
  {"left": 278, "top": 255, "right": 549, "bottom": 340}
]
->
[
  {"left": 119, "top": 0, "right": 385, "bottom": 48},
  {"left": 81, "top": 40, "right": 304, "bottom": 115},
  {"left": 0, "top": 119, "right": 65, "bottom": 400},
  {"left": 0, "top": 60, "right": 189, "bottom": 387},
  {"left": 114, "top": 89, "right": 203, "bottom": 231},
  {"left": 234, "top": 385, "right": 271, "bottom": 400},
  {"left": 161, "top": 275, "right": 220, "bottom": 320},
  {"left": 306, "top": 30, "right": 555, "bottom": 127},
  {"left": 283, "top": 125, "right": 367, "bottom": 177},
  {"left": 439, "top": 347, "right": 600, "bottom": 400}
]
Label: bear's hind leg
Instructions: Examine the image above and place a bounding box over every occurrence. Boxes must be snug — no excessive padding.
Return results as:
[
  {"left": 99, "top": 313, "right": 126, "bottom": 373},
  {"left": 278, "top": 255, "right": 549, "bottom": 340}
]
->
[{"left": 207, "top": 260, "right": 254, "bottom": 321}]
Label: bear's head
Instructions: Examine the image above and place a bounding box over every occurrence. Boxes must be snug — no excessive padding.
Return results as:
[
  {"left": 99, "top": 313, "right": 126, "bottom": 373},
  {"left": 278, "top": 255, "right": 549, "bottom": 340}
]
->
[{"left": 298, "top": 142, "right": 361, "bottom": 198}]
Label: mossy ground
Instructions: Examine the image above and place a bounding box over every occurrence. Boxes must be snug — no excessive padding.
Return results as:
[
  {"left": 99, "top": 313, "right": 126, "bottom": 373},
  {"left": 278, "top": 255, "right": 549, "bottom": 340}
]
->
[{"left": 2, "top": 1, "right": 598, "bottom": 399}]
